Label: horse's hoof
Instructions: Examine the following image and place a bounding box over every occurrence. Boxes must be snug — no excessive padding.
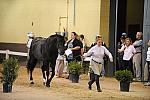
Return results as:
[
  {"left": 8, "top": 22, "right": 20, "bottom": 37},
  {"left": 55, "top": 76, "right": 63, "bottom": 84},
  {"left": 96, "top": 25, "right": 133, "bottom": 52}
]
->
[
  {"left": 43, "top": 82, "right": 46, "bottom": 86},
  {"left": 46, "top": 84, "right": 50, "bottom": 87},
  {"left": 30, "top": 82, "right": 34, "bottom": 84}
]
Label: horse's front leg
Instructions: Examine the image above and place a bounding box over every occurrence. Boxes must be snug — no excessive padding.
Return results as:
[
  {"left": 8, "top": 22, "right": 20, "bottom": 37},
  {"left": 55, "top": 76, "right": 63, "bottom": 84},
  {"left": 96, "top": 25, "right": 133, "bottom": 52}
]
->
[
  {"left": 27, "top": 57, "right": 37, "bottom": 84},
  {"left": 42, "top": 61, "right": 50, "bottom": 87},
  {"left": 46, "top": 66, "right": 55, "bottom": 87},
  {"left": 29, "top": 70, "right": 34, "bottom": 84}
]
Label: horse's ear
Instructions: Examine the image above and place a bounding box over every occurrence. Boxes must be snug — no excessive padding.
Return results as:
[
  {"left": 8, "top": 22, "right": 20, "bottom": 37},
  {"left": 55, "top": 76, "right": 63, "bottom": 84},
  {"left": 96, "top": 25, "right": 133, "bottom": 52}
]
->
[
  {"left": 63, "top": 32, "right": 65, "bottom": 37},
  {"left": 62, "top": 32, "right": 68, "bottom": 37}
]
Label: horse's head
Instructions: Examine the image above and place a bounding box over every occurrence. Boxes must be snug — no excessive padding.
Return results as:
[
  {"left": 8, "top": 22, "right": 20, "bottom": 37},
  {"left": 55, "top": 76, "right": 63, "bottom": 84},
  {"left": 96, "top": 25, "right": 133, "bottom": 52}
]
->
[
  {"left": 46, "top": 34, "right": 65, "bottom": 55},
  {"left": 55, "top": 34, "right": 66, "bottom": 55}
]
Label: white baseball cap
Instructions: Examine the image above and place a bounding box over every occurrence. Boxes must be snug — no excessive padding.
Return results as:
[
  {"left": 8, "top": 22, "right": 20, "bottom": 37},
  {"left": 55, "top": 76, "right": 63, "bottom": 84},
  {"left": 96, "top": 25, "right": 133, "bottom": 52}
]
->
[
  {"left": 27, "top": 32, "right": 33, "bottom": 37},
  {"left": 122, "top": 33, "right": 127, "bottom": 36}
]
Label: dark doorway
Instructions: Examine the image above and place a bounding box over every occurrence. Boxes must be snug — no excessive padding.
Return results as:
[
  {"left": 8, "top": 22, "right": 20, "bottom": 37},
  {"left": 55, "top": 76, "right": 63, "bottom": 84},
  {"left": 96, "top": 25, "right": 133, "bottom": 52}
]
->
[
  {"left": 117, "top": 0, "right": 144, "bottom": 42},
  {"left": 117, "top": 0, "right": 127, "bottom": 42},
  {"left": 109, "top": 0, "right": 144, "bottom": 76},
  {"left": 116, "top": 0, "right": 144, "bottom": 70},
  {"left": 128, "top": 24, "right": 140, "bottom": 42}
]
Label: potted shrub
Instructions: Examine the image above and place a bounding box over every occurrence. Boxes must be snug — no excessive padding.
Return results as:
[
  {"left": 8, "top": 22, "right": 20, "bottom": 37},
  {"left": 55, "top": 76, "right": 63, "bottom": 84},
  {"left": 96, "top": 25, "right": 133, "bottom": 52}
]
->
[
  {"left": 68, "top": 61, "right": 82, "bottom": 83},
  {"left": 115, "top": 70, "right": 133, "bottom": 92},
  {"left": 0, "top": 57, "right": 19, "bottom": 93}
]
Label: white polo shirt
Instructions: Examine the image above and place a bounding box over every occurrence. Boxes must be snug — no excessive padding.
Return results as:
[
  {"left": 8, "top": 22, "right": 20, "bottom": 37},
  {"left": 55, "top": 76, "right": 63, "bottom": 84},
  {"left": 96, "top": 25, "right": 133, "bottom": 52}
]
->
[
  {"left": 122, "top": 45, "right": 136, "bottom": 61},
  {"left": 83, "top": 45, "right": 113, "bottom": 63},
  {"left": 146, "top": 47, "right": 150, "bottom": 61}
]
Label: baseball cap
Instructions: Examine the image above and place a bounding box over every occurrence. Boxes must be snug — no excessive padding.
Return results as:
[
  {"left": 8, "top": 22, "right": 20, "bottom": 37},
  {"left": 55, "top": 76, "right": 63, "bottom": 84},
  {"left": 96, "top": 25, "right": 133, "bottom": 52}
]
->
[
  {"left": 122, "top": 33, "right": 127, "bottom": 36},
  {"left": 27, "top": 32, "right": 33, "bottom": 37}
]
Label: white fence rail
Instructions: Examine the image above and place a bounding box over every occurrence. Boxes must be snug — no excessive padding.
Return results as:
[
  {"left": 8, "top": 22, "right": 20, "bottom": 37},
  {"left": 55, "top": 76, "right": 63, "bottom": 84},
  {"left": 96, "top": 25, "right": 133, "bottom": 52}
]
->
[
  {"left": 0, "top": 50, "right": 91, "bottom": 62},
  {"left": 0, "top": 50, "right": 27, "bottom": 59}
]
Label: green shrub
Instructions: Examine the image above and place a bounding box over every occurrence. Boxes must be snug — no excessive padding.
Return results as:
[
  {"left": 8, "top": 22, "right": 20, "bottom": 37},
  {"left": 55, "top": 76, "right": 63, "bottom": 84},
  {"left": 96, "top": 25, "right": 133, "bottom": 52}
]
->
[
  {"left": 115, "top": 70, "right": 133, "bottom": 83},
  {"left": 68, "top": 61, "right": 82, "bottom": 75},
  {"left": 0, "top": 57, "right": 19, "bottom": 84}
]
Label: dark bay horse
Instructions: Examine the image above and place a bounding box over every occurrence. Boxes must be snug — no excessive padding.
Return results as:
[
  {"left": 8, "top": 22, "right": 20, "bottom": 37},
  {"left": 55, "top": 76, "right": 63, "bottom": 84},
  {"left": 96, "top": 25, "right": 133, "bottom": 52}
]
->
[{"left": 27, "top": 34, "right": 65, "bottom": 87}]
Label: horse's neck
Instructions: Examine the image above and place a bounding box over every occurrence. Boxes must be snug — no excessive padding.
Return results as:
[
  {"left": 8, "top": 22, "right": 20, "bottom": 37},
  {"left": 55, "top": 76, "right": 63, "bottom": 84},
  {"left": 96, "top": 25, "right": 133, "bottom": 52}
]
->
[{"left": 43, "top": 39, "right": 58, "bottom": 54}]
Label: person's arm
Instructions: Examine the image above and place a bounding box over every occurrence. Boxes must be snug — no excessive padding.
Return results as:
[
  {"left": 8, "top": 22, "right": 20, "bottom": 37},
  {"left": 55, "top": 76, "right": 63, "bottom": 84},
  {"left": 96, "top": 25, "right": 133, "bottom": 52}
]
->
[
  {"left": 83, "top": 47, "right": 94, "bottom": 57},
  {"left": 81, "top": 48, "right": 84, "bottom": 56},
  {"left": 104, "top": 47, "right": 113, "bottom": 62},
  {"left": 133, "top": 40, "right": 143, "bottom": 47},
  {"left": 118, "top": 45, "right": 125, "bottom": 53},
  {"left": 132, "top": 45, "right": 136, "bottom": 56},
  {"left": 71, "top": 46, "right": 80, "bottom": 50},
  {"left": 71, "top": 39, "right": 82, "bottom": 51}
]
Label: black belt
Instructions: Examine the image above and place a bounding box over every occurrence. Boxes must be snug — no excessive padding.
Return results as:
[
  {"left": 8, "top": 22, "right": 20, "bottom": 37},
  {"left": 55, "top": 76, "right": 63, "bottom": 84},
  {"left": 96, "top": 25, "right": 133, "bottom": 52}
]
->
[
  {"left": 92, "top": 59, "right": 101, "bottom": 64},
  {"left": 135, "top": 52, "right": 142, "bottom": 54}
]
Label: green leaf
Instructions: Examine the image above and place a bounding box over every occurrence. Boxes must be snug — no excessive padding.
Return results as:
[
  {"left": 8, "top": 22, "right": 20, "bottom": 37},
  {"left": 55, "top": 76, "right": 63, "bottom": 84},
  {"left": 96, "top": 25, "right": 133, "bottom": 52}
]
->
[
  {"left": 68, "top": 61, "right": 82, "bottom": 75},
  {"left": 0, "top": 57, "right": 20, "bottom": 84},
  {"left": 115, "top": 70, "right": 133, "bottom": 83}
]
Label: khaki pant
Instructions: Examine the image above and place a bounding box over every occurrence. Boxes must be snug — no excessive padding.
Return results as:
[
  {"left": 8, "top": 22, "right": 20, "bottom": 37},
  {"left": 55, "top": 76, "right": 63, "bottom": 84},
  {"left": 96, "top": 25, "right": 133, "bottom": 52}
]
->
[
  {"left": 55, "top": 59, "right": 64, "bottom": 77},
  {"left": 133, "top": 53, "right": 141, "bottom": 79},
  {"left": 144, "top": 62, "right": 150, "bottom": 81},
  {"left": 90, "top": 60, "right": 102, "bottom": 76}
]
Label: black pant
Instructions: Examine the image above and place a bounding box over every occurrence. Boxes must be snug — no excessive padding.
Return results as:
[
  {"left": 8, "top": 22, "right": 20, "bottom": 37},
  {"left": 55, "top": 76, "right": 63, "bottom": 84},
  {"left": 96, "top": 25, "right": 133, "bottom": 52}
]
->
[
  {"left": 88, "top": 73, "right": 100, "bottom": 90},
  {"left": 118, "top": 53, "right": 124, "bottom": 70},
  {"left": 123, "top": 59, "right": 134, "bottom": 75}
]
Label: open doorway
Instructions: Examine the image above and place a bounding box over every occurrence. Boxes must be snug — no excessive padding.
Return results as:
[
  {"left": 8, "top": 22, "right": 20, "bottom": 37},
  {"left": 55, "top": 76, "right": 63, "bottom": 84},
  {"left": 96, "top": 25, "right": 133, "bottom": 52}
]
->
[
  {"left": 117, "top": 0, "right": 144, "bottom": 42},
  {"left": 116, "top": 0, "right": 144, "bottom": 70}
]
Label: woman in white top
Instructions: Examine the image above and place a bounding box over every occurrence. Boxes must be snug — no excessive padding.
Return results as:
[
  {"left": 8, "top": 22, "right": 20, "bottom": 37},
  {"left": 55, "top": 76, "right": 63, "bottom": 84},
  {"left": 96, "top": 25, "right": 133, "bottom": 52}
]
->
[
  {"left": 83, "top": 38, "right": 113, "bottom": 92},
  {"left": 118, "top": 38, "right": 136, "bottom": 72},
  {"left": 144, "top": 40, "right": 150, "bottom": 86}
]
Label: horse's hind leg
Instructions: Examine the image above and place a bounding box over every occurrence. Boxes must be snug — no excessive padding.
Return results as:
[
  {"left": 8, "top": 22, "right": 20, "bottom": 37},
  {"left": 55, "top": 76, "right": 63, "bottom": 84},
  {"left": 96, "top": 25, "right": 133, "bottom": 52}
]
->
[
  {"left": 42, "top": 61, "right": 49, "bottom": 86},
  {"left": 41, "top": 64, "right": 47, "bottom": 85},
  {"left": 27, "top": 57, "right": 37, "bottom": 84},
  {"left": 46, "top": 67, "right": 50, "bottom": 87}
]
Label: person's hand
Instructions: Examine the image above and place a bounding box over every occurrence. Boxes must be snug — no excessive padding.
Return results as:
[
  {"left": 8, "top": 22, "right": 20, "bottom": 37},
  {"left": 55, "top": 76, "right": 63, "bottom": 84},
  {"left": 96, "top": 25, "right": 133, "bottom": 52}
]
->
[
  {"left": 110, "top": 58, "right": 113, "bottom": 62},
  {"left": 70, "top": 48, "right": 73, "bottom": 51},
  {"left": 82, "top": 55, "right": 85, "bottom": 59},
  {"left": 118, "top": 49, "right": 121, "bottom": 53}
]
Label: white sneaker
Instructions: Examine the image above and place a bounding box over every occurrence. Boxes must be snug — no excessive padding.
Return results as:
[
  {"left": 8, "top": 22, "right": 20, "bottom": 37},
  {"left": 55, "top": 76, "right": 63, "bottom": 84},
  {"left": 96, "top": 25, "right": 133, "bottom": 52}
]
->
[
  {"left": 133, "top": 78, "right": 141, "bottom": 82},
  {"left": 144, "top": 82, "right": 150, "bottom": 86}
]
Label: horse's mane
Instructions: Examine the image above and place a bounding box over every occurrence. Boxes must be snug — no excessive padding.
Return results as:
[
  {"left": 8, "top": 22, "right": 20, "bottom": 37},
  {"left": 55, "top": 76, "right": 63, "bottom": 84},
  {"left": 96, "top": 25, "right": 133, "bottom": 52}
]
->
[
  {"left": 45, "top": 34, "right": 64, "bottom": 45},
  {"left": 47, "top": 34, "right": 64, "bottom": 40},
  {"left": 41, "top": 34, "right": 64, "bottom": 58}
]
